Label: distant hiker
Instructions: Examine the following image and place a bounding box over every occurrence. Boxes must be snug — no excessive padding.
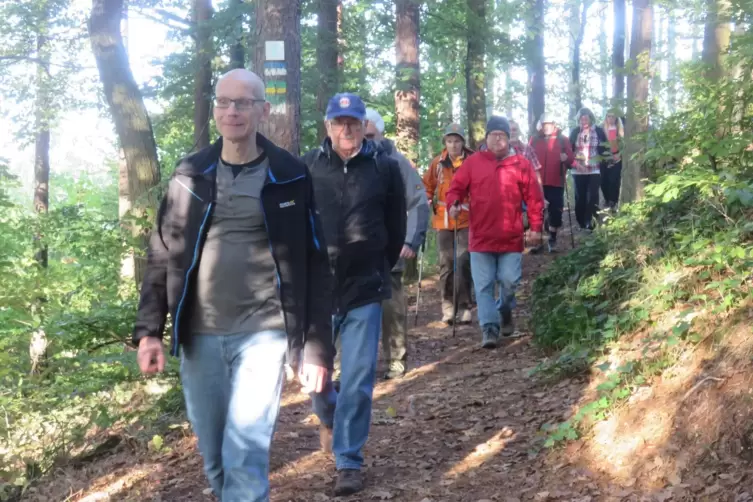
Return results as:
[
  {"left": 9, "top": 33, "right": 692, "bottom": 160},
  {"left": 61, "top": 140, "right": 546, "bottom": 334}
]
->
[
  {"left": 446, "top": 116, "right": 544, "bottom": 348},
  {"left": 303, "top": 93, "right": 406, "bottom": 496},
  {"left": 530, "top": 113, "right": 575, "bottom": 252},
  {"left": 509, "top": 119, "right": 543, "bottom": 185},
  {"left": 569, "top": 107, "right": 609, "bottom": 231},
  {"left": 133, "top": 69, "right": 333, "bottom": 502},
  {"left": 364, "top": 108, "right": 429, "bottom": 380},
  {"left": 422, "top": 124, "right": 474, "bottom": 325},
  {"left": 601, "top": 109, "right": 624, "bottom": 211}
]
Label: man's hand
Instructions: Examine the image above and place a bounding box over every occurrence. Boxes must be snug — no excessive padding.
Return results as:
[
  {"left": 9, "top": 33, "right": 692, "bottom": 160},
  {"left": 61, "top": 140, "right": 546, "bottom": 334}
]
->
[
  {"left": 448, "top": 204, "right": 461, "bottom": 220},
  {"left": 299, "top": 363, "right": 328, "bottom": 394},
  {"left": 400, "top": 245, "right": 416, "bottom": 259},
  {"left": 526, "top": 231, "right": 542, "bottom": 244},
  {"left": 560, "top": 153, "right": 568, "bottom": 163},
  {"left": 137, "top": 336, "right": 165, "bottom": 374}
]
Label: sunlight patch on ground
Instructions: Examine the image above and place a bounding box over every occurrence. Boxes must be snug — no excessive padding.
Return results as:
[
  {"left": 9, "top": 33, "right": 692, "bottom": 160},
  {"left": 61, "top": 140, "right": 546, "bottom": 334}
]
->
[
  {"left": 79, "top": 465, "right": 155, "bottom": 501},
  {"left": 270, "top": 450, "right": 333, "bottom": 480},
  {"left": 373, "top": 347, "right": 471, "bottom": 400},
  {"left": 444, "top": 428, "right": 514, "bottom": 478}
]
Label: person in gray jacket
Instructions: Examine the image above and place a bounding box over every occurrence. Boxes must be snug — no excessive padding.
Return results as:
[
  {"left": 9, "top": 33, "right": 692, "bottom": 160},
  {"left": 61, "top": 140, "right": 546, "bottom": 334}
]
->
[{"left": 364, "top": 108, "right": 429, "bottom": 379}]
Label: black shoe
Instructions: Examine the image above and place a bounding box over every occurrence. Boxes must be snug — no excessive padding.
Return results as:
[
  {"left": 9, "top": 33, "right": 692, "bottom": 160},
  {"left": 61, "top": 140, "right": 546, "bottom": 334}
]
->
[
  {"left": 481, "top": 324, "right": 500, "bottom": 349},
  {"left": 334, "top": 469, "right": 364, "bottom": 496},
  {"left": 501, "top": 307, "right": 514, "bottom": 336}
]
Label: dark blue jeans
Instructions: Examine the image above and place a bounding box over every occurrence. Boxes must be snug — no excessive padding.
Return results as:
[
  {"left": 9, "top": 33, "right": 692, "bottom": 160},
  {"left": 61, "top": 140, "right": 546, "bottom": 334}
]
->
[{"left": 310, "top": 302, "right": 382, "bottom": 470}]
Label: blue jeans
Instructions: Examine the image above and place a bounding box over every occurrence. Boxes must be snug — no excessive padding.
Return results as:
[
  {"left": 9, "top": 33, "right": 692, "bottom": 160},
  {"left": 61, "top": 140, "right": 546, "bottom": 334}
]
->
[
  {"left": 181, "top": 330, "right": 288, "bottom": 502},
  {"left": 470, "top": 252, "right": 522, "bottom": 328},
  {"left": 310, "top": 302, "right": 382, "bottom": 471}
]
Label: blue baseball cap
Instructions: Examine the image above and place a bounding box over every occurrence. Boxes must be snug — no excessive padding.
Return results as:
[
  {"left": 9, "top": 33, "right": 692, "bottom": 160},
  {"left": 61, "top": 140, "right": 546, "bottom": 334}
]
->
[{"left": 325, "top": 93, "right": 366, "bottom": 121}]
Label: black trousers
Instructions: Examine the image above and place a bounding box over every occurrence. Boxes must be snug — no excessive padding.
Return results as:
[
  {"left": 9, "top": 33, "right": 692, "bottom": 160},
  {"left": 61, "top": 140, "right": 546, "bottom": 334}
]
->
[
  {"left": 601, "top": 160, "right": 622, "bottom": 208},
  {"left": 573, "top": 174, "right": 601, "bottom": 229},
  {"left": 543, "top": 185, "right": 564, "bottom": 229}
]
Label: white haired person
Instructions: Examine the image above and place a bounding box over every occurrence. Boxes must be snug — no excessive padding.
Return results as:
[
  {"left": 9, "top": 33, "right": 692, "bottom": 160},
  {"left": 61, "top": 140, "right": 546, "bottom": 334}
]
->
[{"left": 364, "top": 108, "right": 429, "bottom": 380}]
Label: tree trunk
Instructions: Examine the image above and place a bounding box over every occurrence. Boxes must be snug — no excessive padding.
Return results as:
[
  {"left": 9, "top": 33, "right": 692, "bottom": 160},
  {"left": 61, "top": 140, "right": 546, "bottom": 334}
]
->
[
  {"left": 525, "top": 0, "right": 545, "bottom": 136},
  {"left": 651, "top": 6, "right": 662, "bottom": 112},
  {"left": 31, "top": 9, "right": 51, "bottom": 376},
  {"left": 667, "top": 8, "right": 676, "bottom": 112},
  {"left": 599, "top": 3, "right": 608, "bottom": 111},
  {"left": 395, "top": 0, "right": 420, "bottom": 165},
  {"left": 229, "top": 0, "right": 246, "bottom": 69},
  {"left": 317, "top": 0, "right": 341, "bottom": 142},
  {"left": 254, "top": 0, "right": 302, "bottom": 155},
  {"left": 570, "top": 0, "right": 591, "bottom": 121},
  {"left": 613, "top": 0, "right": 626, "bottom": 104},
  {"left": 702, "top": 0, "right": 731, "bottom": 82},
  {"left": 90, "top": 0, "right": 161, "bottom": 286},
  {"left": 622, "top": 0, "right": 652, "bottom": 203},
  {"left": 395, "top": 0, "right": 421, "bottom": 281},
  {"left": 465, "top": 0, "right": 487, "bottom": 150},
  {"left": 193, "top": 0, "right": 213, "bottom": 151}
]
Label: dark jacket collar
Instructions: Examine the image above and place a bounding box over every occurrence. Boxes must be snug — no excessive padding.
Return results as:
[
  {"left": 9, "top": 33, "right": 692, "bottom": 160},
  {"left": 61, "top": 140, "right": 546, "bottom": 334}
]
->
[
  {"left": 175, "top": 133, "right": 301, "bottom": 183},
  {"left": 319, "top": 137, "right": 381, "bottom": 161}
]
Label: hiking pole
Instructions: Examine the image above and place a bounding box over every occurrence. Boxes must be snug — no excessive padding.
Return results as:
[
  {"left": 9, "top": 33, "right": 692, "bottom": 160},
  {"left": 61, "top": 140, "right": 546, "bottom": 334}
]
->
[
  {"left": 563, "top": 172, "right": 576, "bottom": 249},
  {"left": 452, "top": 203, "right": 459, "bottom": 337},
  {"left": 414, "top": 243, "right": 425, "bottom": 327}
]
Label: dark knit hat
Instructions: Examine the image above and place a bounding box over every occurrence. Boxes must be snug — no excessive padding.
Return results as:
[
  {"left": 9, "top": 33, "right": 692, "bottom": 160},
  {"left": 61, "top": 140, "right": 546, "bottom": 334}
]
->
[{"left": 486, "top": 116, "right": 511, "bottom": 138}]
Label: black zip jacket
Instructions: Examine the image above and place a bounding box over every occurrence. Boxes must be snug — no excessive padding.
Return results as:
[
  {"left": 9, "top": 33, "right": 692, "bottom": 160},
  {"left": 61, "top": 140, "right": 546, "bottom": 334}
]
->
[
  {"left": 302, "top": 138, "right": 406, "bottom": 314},
  {"left": 132, "top": 134, "right": 334, "bottom": 370}
]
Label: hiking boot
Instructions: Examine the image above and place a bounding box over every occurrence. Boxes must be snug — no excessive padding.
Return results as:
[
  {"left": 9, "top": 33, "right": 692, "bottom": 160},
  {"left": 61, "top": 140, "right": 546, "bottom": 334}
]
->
[
  {"left": 334, "top": 469, "right": 364, "bottom": 496},
  {"left": 501, "top": 307, "right": 514, "bottom": 336},
  {"left": 384, "top": 361, "right": 406, "bottom": 380},
  {"left": 441, "top": 302, "right": 455, "bottom": 324},
  {"left": 548, "top": 237, "right": 557, "bottom": 253},
  {"left": 458, "top": 309, "right": 472, "bottom": 324},
  {"left": 319, "top": 425, "right": 333, "bottom": 454},
  {"left": 481, "top": 325, "right": 500, "bottom": 349}
]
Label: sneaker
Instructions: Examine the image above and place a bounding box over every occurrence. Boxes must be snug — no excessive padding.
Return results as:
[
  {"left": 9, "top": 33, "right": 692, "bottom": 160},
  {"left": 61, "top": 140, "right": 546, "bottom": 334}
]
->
[
  {"left": 334, "top": 469, "right": 364, "bottom": 496},
  {"left": 501, "top": 307, "right": 514, "bottom": 336},
  {"left": 441, "top": 302, "right": 455, "bottom": 324},
  {"left": 458, "top": 309, "right": 473, "bottom": 324},
  {"left": 481, "top": 325, "right": 500, "bottom": 349},
  {"left": 548, "top": 238, "right": 557, "bottom": 253},
  {"left": 319, "top": 425, "right": 333, "bottom": 454},
  {"left": 384, "top": 361, "right": 406, "bottom": 380}
]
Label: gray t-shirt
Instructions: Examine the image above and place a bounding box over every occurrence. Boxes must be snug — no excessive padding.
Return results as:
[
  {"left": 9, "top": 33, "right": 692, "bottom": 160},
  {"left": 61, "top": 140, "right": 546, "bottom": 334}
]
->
[{"left": 189, "top": 155, "right": 285, "bottom": 335}]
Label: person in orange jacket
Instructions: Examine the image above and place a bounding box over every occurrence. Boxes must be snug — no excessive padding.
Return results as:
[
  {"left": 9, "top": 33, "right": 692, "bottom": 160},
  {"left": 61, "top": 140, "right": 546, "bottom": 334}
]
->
[{"left": 423, "top": 124, "right": 474, "bottom": 325}]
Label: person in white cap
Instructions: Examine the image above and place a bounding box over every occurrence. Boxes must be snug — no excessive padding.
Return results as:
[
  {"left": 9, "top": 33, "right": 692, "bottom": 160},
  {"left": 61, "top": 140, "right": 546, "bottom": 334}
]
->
[{"left": 363, "top": 108, "right": 429, "bottom": 379}]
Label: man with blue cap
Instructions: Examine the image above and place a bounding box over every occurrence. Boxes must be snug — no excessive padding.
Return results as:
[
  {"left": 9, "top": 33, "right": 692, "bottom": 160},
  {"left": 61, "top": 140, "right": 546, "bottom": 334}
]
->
[{"left": 302, "top": 93, "right": 407, "bottom": 496}]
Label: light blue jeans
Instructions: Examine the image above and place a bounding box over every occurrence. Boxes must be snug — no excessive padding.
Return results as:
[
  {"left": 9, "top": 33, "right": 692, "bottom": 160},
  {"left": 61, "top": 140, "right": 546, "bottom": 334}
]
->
[
  {"left": 470, "top": 252, "right": 522, "bottom": 328},
  {"left": 181, "top": 330, "right": 288, "bottom": 502},
  {"left": 310, "top": 302, "right": 382, "bottom": 471}
]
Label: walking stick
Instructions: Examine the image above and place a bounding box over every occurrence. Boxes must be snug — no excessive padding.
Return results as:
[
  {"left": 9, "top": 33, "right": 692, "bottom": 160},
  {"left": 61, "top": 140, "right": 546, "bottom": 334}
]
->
[
  {"left": 562, "top": 164, "right": 576, "bottom": 249},
  {"left": 414, "top": 243, "right": 424, "bottom": 327},
  {"left": 452, "top": 204, "right": 459, "bottom": 337}
]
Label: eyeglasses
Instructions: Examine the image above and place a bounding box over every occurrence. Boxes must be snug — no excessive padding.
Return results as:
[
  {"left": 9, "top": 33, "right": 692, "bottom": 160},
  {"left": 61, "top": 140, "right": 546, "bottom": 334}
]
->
[
  {"left": 213, "top": 97, "right": 265, "bottom": 110},
  {"left": 365, "top": 133, "right": 376, "bottom": 140},
  {"left": 487, "top": 132, "right": 508, "bottom": 141}
]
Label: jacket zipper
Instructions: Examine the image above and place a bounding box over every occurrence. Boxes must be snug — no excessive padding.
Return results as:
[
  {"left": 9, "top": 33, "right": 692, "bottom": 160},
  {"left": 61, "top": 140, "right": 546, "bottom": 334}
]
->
[
  {"left": 172, "top": 202, "right": 213, "bottom": 356},
  {"left": 334, "top": 160, "right": 348, "bottom": 315}
]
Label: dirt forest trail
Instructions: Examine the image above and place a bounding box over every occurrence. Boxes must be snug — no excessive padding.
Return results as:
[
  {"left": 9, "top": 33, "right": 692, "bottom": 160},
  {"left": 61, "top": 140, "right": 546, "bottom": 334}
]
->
[{"left": 31, "top": 231, "right": 623, "bottom": 502}]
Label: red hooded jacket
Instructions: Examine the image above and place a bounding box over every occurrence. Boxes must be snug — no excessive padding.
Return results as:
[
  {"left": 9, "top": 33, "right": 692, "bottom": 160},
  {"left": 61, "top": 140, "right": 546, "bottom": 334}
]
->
[
  {"left": 529, "top": 130, "right": 575, "bottom": 188},
  {"left": 445, "top": 150, "right": 545, "bottom": 253}
]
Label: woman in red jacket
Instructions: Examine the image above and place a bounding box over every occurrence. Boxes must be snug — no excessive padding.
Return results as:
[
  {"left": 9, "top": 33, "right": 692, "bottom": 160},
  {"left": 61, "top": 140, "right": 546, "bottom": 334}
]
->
[
  {"left": 446, "top": 116, "right": 544, "bottom": 348},
  {"left": 529, "top": 114, "right": 575, "bottom": 252}
]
